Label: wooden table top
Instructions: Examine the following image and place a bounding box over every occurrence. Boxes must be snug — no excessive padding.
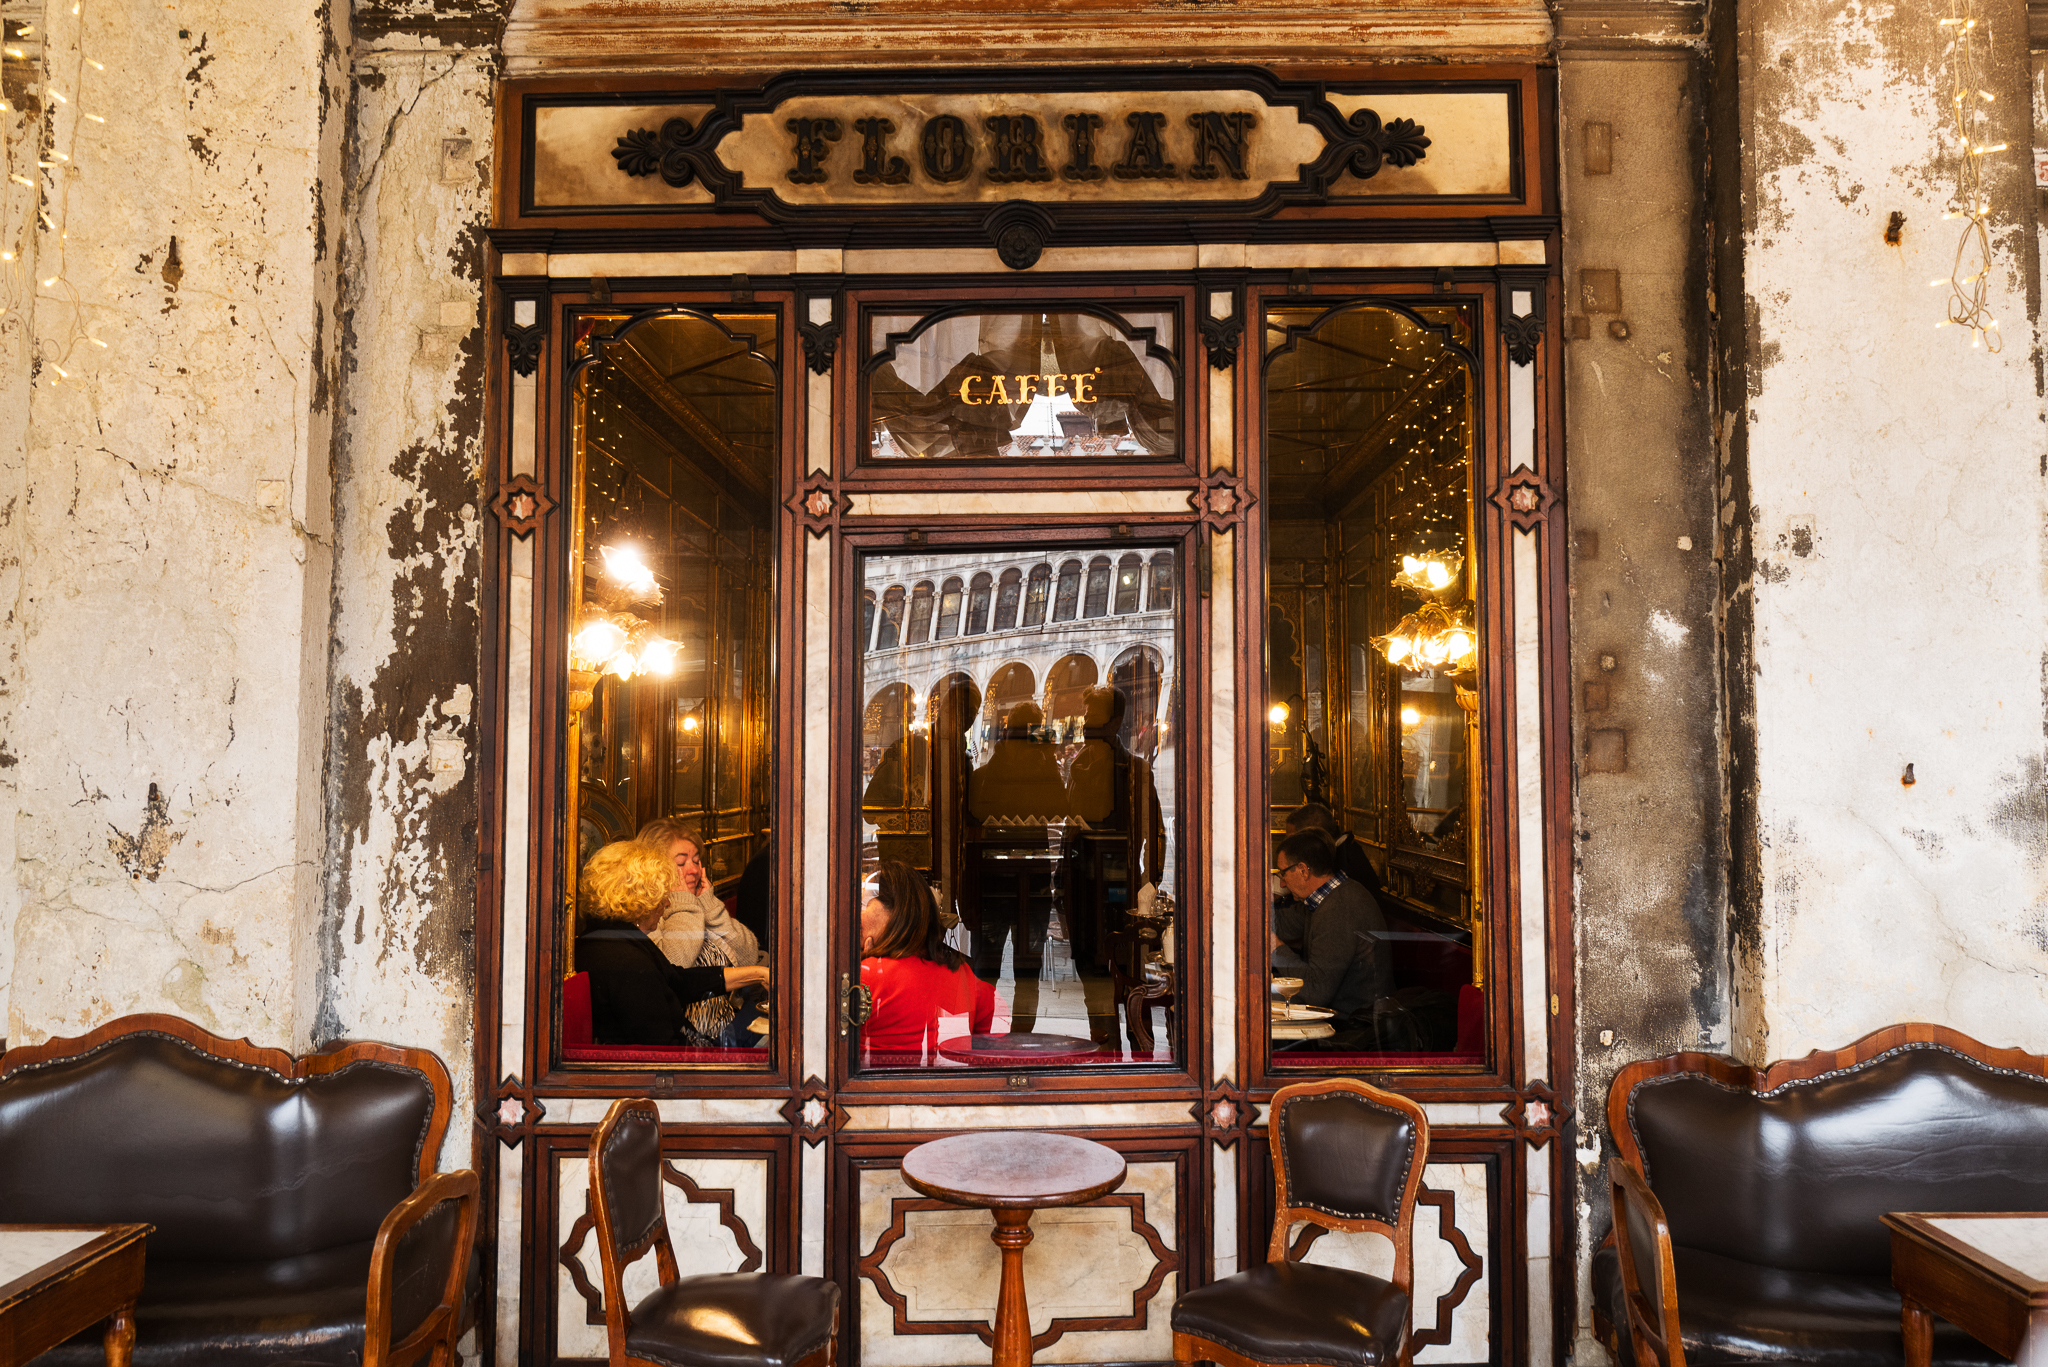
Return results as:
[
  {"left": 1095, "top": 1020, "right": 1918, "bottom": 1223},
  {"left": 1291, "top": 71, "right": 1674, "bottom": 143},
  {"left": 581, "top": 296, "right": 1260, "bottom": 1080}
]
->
[
  {"left": 0, "top": 1226, "right": 150, "bottom": 1314},
  {"left": 1885, "top": 1212, "right": 2048, "bottom": 1303},
  {"left": 935, "top": 1033, "right": 1103, "bottom": 1066},
  {"left": 901, "top": 1132, "right": 1127, "bottom": 1210}
]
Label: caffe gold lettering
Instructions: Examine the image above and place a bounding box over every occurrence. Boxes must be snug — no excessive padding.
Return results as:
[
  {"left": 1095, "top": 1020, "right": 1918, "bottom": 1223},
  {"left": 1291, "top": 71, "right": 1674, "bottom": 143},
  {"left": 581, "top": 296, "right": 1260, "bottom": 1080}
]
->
[
  {"left": 956, "top": 370, "right": 1104, "bottom": 406},
  {"left": 791, "top": 107, "right": 1257, "bottom": 189}
]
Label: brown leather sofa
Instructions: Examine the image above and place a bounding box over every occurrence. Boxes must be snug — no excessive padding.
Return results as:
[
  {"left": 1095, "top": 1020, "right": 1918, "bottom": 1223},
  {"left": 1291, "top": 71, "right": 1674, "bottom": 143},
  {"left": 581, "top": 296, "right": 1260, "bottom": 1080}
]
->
[
  {"left": 0, "top": 1013, "right": 453, "bottom": 1366},
  {"left": 1594, "top": 1024, "right": 2048, "bottom": 1367}
]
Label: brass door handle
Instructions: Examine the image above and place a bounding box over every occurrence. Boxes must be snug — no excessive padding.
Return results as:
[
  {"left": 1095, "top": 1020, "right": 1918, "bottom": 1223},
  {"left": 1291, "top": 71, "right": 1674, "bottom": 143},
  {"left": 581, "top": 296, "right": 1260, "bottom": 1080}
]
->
[{"left": 839, "top": 972, "right": 873, "bottom": 1035}]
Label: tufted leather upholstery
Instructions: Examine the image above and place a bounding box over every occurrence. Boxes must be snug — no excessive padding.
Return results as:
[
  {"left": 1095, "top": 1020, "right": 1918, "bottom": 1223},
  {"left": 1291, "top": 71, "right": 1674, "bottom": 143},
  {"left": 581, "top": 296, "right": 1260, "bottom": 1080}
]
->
[
  {"left": 622, "top": 1275, "right": 842, "bottom": 1367},
  {"left": 1172, "top": 1261, "right": 1410, "bottom": 1367},
  {"left": 1601, "top": 1039, "right": 2048, "bottom": 1367},
  {"left": 0, "top": 1025, "right": 444, "bottom": 1367},
  {"left": 1278, "top": 1091, "right": 1418, "bottom": 1226}
]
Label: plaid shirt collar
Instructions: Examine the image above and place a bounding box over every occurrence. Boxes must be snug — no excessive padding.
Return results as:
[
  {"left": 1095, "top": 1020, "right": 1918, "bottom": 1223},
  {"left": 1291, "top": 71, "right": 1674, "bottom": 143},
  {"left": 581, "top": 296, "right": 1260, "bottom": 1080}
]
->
[{"left": 1299, "top": 873, "right": 1345, "bottom": 910}]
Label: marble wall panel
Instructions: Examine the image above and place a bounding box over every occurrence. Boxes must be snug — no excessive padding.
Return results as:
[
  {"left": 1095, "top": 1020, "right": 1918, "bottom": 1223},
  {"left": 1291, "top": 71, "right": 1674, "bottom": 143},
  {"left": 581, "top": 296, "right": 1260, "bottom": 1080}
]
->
[
  {"left": 856, "top": 1159, "right": 1178, "bottom": 1366},
  {"left": 554, "top": 1153, "right": 772, "bottom": 1360},
  {"left": 1293, "top": 1160, "right": 1492, "bottom": 1365}
]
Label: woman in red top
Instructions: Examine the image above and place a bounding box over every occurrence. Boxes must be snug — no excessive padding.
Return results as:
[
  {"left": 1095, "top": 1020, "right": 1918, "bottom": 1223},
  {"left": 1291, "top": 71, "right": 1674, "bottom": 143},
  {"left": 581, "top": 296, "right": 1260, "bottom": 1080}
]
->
[{"left": 859, "top": 860, "right": 996, "bottom": 1060}]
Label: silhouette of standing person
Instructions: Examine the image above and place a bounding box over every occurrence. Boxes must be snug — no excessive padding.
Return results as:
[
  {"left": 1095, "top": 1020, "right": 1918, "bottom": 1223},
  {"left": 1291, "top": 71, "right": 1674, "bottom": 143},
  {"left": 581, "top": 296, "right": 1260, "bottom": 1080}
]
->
[
  {"left": 966, "top": 700, "right": 1069, "bottom": 1029},
  {"left": 927, "top": 676, "right": 980, "bottom": 942}
]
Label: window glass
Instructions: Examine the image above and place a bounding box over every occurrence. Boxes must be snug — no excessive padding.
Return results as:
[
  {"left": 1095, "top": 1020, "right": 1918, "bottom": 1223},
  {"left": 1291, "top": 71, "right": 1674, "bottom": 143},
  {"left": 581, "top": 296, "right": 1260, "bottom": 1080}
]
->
[
  {"left": 1147, "top": 552, "right": 1175, "bottom": 612},
  {"left": 1053, "top": 561, "right": 1081, "bottom": 621},
  {"left": 865, "top": 307, "right": 1180, "bottom": 461},
  {"left": 856, "top": 544, "right": 1183, "bottom": 1070},
  {"left": 1114, "top": 554, "right": 1143, "bottom": 614},
  {"left": 1262, "top": 302, "right": 1484, "bottom": 1073},
  {"left": 935, "top": 578, "right": 963, "bottom": 639},
  {"left": 965, "top": 573, "right": 993, "bottom": 636},
  {"left": 993, "top": 569, "right": 1023, "bottom": 631},
  {"left": 906, "top": 583, "right": 934, "bottom": 645},
  {"left": 1022, "top": 565, "right": 1051, "bottom": 626},
  {"left": 1082, "top": 557, "right": 1112, "bottom": 618},
  {"left": 565, "top": 309, "right": 779, "bottom": 1070},
  {"left": 877, "top": 587, "right": 904, "bottom": 651}
]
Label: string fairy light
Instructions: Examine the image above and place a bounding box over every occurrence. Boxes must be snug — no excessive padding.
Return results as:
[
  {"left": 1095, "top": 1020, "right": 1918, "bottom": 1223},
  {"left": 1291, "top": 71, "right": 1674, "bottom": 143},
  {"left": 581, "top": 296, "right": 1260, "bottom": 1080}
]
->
[{"left": 1933, "top": 0, "right": 2003, "bottom": 351}]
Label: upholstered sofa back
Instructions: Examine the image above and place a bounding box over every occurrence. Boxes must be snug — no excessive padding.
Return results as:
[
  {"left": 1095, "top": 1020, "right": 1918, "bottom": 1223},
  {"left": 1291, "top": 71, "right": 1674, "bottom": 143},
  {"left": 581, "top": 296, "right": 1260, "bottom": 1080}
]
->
[
  {"left": 1625, "top": 1042, "right": 2048, "bottom": 1275},
  {"left": 0, "top": 1020, "right": 447, "bottom": 1262}
]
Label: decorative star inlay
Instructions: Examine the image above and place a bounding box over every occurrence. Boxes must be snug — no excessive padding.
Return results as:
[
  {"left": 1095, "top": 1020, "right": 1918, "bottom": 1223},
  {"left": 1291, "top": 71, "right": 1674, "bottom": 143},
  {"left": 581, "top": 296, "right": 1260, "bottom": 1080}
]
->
[
  {"left": 483, "top": 1074, "right": 545, "bottom": 1149},
  {"left": 1193, "top": 1077, "right": 1253, "bottom": 1148},
  {"left": 491, "top": 474, "right": 553, "bottom": 540},
  {"left": 1188, "top": 470, "right": 1255, "bottom": 532},
  {"left": 781, "top": 1076, "right": 844, "bottom": 1145},
  {"left": 805, "top": 489, "right": 833, "bottom": 518},
  {"left": 1490, "top": 471, "right": 1559, "bottom": 530},
  {"left": 1501, "top": 1078, "right": 1569, "bottom": 1148},
  {"left": 788, "top": 480, "right": 842, "bottom": 537}
]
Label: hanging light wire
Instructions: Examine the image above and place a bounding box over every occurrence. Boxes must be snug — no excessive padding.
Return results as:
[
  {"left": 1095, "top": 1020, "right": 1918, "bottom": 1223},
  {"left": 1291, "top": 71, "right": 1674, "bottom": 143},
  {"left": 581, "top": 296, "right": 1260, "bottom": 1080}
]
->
[{"left": 1936, "top": 0, "right": 2003, "bottom": 351}]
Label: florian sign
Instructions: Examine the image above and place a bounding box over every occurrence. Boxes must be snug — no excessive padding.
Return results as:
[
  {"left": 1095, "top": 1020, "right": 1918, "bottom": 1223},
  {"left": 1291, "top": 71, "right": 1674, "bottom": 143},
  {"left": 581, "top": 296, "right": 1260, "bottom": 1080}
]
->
[
  {"left": 513, "top": 70, "right": 1530, "bottom": 262},
  {"left": 614, "top": 88, "right": 1425, "bottom": 206}
]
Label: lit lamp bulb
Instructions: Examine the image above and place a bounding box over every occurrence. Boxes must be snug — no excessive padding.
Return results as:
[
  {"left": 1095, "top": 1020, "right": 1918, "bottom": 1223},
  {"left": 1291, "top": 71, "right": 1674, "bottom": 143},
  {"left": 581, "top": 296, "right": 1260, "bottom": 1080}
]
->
[
  {"left": 1267, "top": 702, "right": 1290, "bottom": 726},
  {"left": 598, "top": 543, "right": 661, "bottom": 601},
  {"left": 681, "top": 714, "right": 701, "bottom": 734},
  {"left": 1392, "top": 551, "right": 1464, "bottom": 596},
  {"left": 573, "top": 617, "right": 627, "bottom": 666},
  {"left": 1400, "top": 704, "right": 1422, "bottom": 730},
  {"left": 637, "top": 636, "right": 680, "bottom": 677}
]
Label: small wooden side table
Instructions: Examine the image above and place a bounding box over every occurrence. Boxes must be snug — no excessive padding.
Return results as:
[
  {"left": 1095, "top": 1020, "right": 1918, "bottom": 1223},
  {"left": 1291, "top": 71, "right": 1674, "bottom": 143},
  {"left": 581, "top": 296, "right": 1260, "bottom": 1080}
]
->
[
  {"left": 900, "top": 1132, "right": 1127, "bottom": 1367},
  {"left": 0, "top": 1224, "right": 151, "bottom": 1367},
  {"left": 1885, "top": 1212, "right": 2048, "bottom": 1367}
]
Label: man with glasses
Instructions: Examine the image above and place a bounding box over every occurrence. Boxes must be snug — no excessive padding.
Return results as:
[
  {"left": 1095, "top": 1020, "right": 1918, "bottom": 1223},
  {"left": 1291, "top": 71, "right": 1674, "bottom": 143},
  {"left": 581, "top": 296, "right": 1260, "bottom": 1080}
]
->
[{"left": 1272, "top": 828, "right": 1390, "bottom": 1042}]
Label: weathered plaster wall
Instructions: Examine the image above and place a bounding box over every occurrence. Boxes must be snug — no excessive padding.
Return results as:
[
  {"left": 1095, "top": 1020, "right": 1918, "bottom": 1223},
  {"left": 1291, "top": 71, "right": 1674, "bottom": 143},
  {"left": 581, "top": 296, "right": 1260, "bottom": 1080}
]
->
[
  {"left": 1728, "top": 0, "right": 2048, "bottom": 1060},
  {"left": 1555, "top": 23, "right": 1725, "bottom": 1358},
  {"left": 316, "top": 2, "right": 498, "bottom": 1164},
  {"left": 2, "top": 0, "right": 342, "bottom": 1046}
]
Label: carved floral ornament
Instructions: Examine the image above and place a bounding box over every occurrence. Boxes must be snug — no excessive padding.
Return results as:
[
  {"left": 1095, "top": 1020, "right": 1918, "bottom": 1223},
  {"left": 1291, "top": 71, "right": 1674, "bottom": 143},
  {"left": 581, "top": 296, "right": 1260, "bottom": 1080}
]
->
[{"left": 583, "top": 74, "right": 1437, "bottom": 260}]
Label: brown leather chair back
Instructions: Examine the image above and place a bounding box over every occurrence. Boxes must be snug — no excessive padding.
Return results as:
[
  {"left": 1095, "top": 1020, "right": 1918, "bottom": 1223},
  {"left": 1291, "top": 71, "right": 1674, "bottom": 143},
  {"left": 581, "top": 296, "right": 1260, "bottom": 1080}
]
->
[
  {"left": 1267, "top": 1078, "right": 1430, "bottom": 1292},
  {"left": 1610, "top": 1160, "right": 1684, "bottom": 1367},
  {"left": 367, "top": 1169, "right": 480, "bottom": 1367},
  {"left": 589, "top": 1098, "right": 682, "bottom": 1348},
  {"left": 0, "top": 1018, "right": 450, "bottom": 1262},
  {"left": 1626, "top": 1043, "right": 2048, "bottom": 1275}
]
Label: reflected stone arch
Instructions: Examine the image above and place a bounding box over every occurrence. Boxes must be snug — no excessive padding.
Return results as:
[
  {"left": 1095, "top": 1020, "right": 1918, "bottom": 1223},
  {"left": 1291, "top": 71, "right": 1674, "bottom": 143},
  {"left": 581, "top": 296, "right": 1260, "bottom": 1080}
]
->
[
  {"left": 985, "top": 662, "right": 1037, "bottom": 726},
  {"left": 1044, "top": 653, "right": 1100, "bottom": 727}
]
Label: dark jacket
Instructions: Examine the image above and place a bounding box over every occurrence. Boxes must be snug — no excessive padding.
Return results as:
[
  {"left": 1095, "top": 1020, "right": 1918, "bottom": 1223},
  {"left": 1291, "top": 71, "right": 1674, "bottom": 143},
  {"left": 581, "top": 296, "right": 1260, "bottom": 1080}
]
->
[
  {"left": 1332, "top": 833, "right": 1388, "bottom": 901},
  {"left": 576, "top": 924, "right": 729, "bottom": 1046},
  {"left": 1295, "top": 878, "right": 1391, "bottom": 1023}
]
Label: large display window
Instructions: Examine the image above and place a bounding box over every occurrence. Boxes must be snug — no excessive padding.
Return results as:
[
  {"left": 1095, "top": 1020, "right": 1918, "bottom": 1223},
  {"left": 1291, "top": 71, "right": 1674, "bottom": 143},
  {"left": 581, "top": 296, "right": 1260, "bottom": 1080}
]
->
[
  {"left": 1260, "top": 298, "right": 1489, "bottom": 1073},
  {"left": 556, "top": 306, "right": 783, "bottom": 1072},
  {"left": 851, "top": 538, "right": 1183, "bottom": 1070}
]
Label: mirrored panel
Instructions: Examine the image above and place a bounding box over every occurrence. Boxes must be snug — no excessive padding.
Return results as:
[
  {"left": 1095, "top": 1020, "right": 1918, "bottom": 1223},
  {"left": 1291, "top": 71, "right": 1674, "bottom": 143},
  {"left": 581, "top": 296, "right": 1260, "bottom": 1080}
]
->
[
  {"left": 561, "top": 309, "right": 779, "bottom": 1070},
  {"left": 856, "top": 543, "right": 1182, "bottom": 1069},
  {"left": 863, "top": 306, "right": 1180, "bottom": 460},
  {"left": 1262, "top": 301, "right": 1486, "bottom": 1072}
]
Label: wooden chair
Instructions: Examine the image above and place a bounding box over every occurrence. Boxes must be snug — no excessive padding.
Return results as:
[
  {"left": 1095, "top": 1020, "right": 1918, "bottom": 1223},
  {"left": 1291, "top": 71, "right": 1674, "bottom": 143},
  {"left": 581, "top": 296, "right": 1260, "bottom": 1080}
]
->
[
  {"left": 365, "top": 1168, "right": 480, "bottom": 1367},
  {"left": 1172, "top": 1077, "right": 1430, "bottom": 1367},
  {"left": 589, "top": 1099, "right": 840, "bottom": 1367},
  {"left": 1610, "top": 1160, "right": 1686, "bottom": 1367}
]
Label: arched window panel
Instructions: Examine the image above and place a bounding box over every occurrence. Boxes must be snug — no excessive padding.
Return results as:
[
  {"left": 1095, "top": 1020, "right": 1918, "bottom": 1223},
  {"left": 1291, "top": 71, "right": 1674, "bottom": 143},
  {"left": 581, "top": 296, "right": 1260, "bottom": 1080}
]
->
[
  {"left": 1147, "top": 551, "right": 1175, "bottom": 613},
  {"left": 1260, "top": 298, "right": 1487, "bottom": 1076},
  {"left": 562, "top": 306, "right": 782, "bottom": 1073},
  {"left": 935, "top": 577, "right": 964, "bottom": 640},
  {"left": 905, "top": 582, "right": 935, "bottom": 645},
  {"left": 1052, "top": 561, "right": 1082, "bottom": 622},
  {"left": 854, "top": 541, "right": 1183, "bottom": 1071},
  {"left": 1082, "top": 556, "right": 1112, "bottom": 618},
  {"left": 862, "top": 304, "right": 1181, "bottom": 463},
  {"left": 1022, "top": 564, "right": 1052, "bottom": 627},
  {"left": 877, "top": 586, "right": 905, "bottom": 651},
  {"left": 965, "top": 572, "right": 994, "bottom": 636},
  {"left": 993, "top": 568, "right": 1023, "bottom": 631},
  {"left": 1113, "top": 553, "right": 1143, "bottom": 615}
]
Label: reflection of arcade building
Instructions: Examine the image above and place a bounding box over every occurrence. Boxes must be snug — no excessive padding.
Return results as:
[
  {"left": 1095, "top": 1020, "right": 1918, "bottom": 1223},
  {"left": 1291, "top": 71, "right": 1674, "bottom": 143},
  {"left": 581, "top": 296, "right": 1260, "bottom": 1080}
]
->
[{"left": 858, "top": 548, "right": 1179, "bottom": 962}]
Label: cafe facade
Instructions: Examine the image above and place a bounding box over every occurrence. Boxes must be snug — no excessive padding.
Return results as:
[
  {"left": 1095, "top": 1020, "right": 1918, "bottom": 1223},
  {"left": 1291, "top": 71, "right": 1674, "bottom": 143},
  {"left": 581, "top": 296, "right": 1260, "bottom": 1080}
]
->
[{"left": 6, "top": 0, "right": 2048, "bottom": 1363}]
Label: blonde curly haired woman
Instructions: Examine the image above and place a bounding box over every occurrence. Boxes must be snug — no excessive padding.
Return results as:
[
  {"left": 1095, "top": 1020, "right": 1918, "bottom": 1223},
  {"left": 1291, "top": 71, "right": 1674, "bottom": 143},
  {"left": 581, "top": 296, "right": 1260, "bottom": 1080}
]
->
[
  {"left": 576, "top": 840, "right": 769, "bottom": 1047},
  {"left": 638, "top": 817, "right": 765, "bottom": 1045}
]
